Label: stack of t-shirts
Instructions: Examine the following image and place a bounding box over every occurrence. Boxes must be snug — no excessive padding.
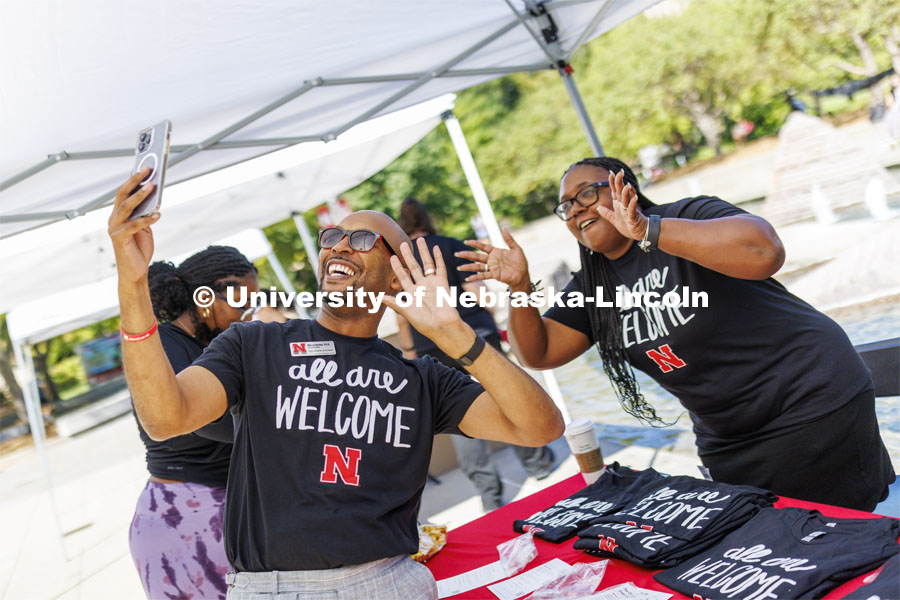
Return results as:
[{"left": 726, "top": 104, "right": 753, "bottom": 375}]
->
[
  {"left": 513, "top": 463, "right": 664, "bottom": 543},
  {"left": 654, "top": 507, "right": 900, "bottom": 600},
  {"left": 574, "top": 476, "right": 777, "bottom": 568}
]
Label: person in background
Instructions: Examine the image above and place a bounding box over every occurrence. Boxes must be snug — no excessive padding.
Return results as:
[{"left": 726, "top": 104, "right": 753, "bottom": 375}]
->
[
  {"left": 396, "top": 198, "right": 556, "bottom": 512},
  {"left": 129, "top": 245, "right": 284, "bottom": 600},
  {"left": 461, "top": 156, "right": 894, "bottom": 512}
]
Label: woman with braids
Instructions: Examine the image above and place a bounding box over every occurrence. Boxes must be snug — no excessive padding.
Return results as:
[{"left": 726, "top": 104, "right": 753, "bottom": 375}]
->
[
  {"left": 460, "top": 156, "right": 894, "bottom": 511},
  {"left": 128, "top": 245, "right": 284, "bottom": 600}
]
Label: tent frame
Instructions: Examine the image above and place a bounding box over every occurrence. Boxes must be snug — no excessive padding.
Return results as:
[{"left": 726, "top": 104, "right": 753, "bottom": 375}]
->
[{"left": 0, "top": 0, "right": 609, "bottom": 235}]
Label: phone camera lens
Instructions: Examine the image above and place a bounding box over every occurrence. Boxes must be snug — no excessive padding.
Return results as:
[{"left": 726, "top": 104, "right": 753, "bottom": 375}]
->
[
  {"left": 138, "top": 142, "right": 148, "bottom": 152},
  {"left": 140, "top": 133, "right": 150, "bottom": 142}
]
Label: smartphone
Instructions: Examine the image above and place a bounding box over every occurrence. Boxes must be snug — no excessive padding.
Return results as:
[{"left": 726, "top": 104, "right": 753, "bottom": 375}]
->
[{"left": 128, "top": 120, "right": 171, "bottom": 220}]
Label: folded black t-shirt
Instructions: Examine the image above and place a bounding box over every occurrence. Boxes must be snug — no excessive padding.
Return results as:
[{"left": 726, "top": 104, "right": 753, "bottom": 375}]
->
[
  {"left": 575, "top": 476, "right": 776, "bottom": 568},
  {"left": 513, "top": 464, "right": 664, "bottom": 543},
  {"left": 848, "top": 553, "right": 900, "bottom": 600},
  {"left": 655, "top": 507, "right": 900, "bottom": 600}
]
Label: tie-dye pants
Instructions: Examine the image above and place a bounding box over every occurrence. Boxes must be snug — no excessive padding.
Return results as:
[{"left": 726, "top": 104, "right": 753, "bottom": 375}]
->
[{"left": 129, "top": 480, "right": 231, "bottom": 600}]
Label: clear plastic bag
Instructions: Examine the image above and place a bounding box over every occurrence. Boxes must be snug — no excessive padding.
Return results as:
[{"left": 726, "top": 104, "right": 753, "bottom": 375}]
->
[
  {"left": 529, "top": 560, "right": 609, "bottom": 599},
  {"left": 497, "top": 531, "right": 539, "bottom": 575}
]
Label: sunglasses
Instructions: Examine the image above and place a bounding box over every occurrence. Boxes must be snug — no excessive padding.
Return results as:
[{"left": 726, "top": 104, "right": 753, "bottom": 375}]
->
[
  {"left": 318, "top": 226, "right": 396, "bottom": 256},
  {"left": 214, "top": 290, "right": 259, "bottom": 322},
  {"left": 553, "top": 181, "right": 611, "bottom": 221}
]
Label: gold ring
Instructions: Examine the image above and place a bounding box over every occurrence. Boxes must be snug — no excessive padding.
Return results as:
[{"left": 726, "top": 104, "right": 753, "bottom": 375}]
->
[
  {"left": 483, "top": 263, "right": 489, "bottom": 272},
  {"left": 424, "top": 268, "right": 435, "bottom": 276}
]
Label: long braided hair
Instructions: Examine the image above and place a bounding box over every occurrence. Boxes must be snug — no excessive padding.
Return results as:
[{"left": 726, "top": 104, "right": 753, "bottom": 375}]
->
[
  {"left": 148, "top": 246, "right": 257, "bottom": 345},
  {"left": 563, "top": 157, "right": 672, "bottom": 426}
]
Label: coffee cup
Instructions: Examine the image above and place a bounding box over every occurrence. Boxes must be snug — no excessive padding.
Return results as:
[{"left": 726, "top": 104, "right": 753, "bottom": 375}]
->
[{"left": 564, "top": 419, "right": 604, "bottom": 484}]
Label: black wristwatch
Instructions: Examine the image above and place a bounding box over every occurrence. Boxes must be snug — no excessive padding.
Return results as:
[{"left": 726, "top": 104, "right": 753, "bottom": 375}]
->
[
  {"left": 638, "top": 214, "right": 662, "bottom": 253},
  {"left": 456, "top": 335, "right": 486, "bottom": 367}
]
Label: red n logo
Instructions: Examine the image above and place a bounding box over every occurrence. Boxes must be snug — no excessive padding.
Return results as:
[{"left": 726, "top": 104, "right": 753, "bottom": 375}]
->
[
  {"left": 645, "top": 344, "right": 686, "bottom": 373},
  {"left": 320, "top": 444, "right": 362, "bottom": 486},
  {"left": 598, "top": 536, "right": 618, "bottom": 553},
  {"left": 291, "top": 342, "right": 307, "bottom": 355}
]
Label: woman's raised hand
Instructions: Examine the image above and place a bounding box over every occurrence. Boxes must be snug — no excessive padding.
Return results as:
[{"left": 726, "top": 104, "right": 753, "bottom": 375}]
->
[
  {"left": 595, "top": 169, "right": 648, "bottom": 241},
  {"left": 457, "top": 229, "right": 531, "bottom": 290}
]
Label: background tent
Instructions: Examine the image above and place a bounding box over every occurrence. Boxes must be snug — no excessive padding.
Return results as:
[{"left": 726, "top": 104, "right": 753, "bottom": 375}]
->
[{"left": 0, "top": 95, "right": 454, "bottom": 312}]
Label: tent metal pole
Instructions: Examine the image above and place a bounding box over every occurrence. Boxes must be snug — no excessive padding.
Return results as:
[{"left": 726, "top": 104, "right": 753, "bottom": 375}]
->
[
  {"left": 0, "top": 157, "right": 58, "bottom": 193},
  {"left": 441, "top": 112, "right": 504, "bottom": 249},
  {"left": 559, "top": 67, "right": 604, "bottom": 156},
  {"left": 291, "top": 212, "right": 320, "bottom": 282},
  {"left": 443, "top": 110, "right": 573, "bottom": 422},
  {"left": 165, "top": 79, "right": 320, "bottom": 170},
  {"left": 71, "top": 18, "right": 521, "bottom": 217},
  {"left": 12, "top": 342, "right": 68, "bottom": 559},
  {"left": 330, "top": 18, "right": 520, "bottom": 139},
  {"left": 261, "top": 237, "right": 310, "bottom": 320},
  {"left": 0, "top": 210, "right": 76, "bottom": 224},
  {"left": 503, "top": 0, "right": 558, "bottom": 63},
  {"left": 72, "top": 79, "right": 323, "bottom": 215},
  {"left": 565, "top": 0, "right": 616, "bottom": 62},
  {"left": 318, "top": 64, "right": 553, "bottom": 86},
  {"left": 540, "top": 368, "right": 571, "bottom": 423}
]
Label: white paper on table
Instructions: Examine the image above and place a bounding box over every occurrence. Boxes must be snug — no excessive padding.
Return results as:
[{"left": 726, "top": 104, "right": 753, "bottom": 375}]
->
[
  {"left": 585, "top": 581, "right": 672, "bottom": 600},
  {"left": 436, "top": 560, "right": 511, "bottom": 598},
  {"left": 487, "top": 558, "right": 574, "bottom": 600}
]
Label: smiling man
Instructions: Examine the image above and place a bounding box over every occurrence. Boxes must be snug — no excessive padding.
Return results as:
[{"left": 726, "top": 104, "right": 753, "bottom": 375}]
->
[{"left": 108, "top": 171, "right": 564, "bottom": 599}]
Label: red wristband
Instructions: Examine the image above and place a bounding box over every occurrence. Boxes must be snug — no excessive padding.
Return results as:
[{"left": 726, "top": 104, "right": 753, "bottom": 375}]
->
[{"left": 120, "top": 319, "right": 158, "bottom": 342}]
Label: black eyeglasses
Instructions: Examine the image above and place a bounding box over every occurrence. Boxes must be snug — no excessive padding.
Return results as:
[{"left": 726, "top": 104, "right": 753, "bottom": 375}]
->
[
  {"left": 553, "top": 182, "right": 611, "bottom": 221},
  {"left": 318, "top": 226, "right": 396, "bottom": 256},
  {"left": 214, "top": 290, "right": 259, "bottom": 322}
]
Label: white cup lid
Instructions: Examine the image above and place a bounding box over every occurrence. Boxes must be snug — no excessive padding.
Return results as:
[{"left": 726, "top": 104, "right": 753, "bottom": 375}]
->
[{"left": 564, "top": 418, "right": 595, "bottom": 437}]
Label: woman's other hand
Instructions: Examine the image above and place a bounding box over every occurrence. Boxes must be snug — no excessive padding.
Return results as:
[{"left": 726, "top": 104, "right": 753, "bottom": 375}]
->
[
  {"left": 596, "top": 169, "right": 648, "bottom": 241},
  {"left": 457, "top": 229, "right": 531, "bottom": 290}
]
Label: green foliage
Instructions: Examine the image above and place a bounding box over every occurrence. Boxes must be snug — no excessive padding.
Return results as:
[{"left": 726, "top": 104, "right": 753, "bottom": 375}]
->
[
  {"left": 262, "top": 215, "right": 320, "bottom": 294},
  {"left": 50, "top": 356, "right": 87, "bottom": 397},
  {"left": 45, "top": 316, "right": 120, "bottom": 364}
]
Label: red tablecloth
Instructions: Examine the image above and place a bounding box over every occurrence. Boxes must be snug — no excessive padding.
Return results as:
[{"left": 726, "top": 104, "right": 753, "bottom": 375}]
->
[{"left": 425, "top": 474, "right": 898, "bottom": 599}]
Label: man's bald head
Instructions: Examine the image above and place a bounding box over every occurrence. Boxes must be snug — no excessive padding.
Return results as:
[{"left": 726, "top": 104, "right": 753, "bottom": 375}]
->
[{"left": 337, "top": 210, "right": 412, "bottom": 267}]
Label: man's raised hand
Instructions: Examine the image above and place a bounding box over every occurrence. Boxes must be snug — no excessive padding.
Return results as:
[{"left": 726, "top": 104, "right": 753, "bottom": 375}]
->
[{"left": 381, "top": 238, "right": 465, "bottom": 343}]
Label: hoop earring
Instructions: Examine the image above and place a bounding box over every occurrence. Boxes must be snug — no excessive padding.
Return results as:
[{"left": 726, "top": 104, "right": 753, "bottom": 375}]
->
[{"left": 202, "top": 307, "right": 211, "bottom": 319}]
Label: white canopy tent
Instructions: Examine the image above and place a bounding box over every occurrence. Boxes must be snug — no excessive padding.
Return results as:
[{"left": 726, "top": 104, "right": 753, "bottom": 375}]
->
[{"left": 1, "top": 0, "right": 660, "bottom": 239}]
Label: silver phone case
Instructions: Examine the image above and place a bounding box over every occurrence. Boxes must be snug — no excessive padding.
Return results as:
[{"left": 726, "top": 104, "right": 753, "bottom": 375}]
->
[{"left": 128, "top": 119, "right": 171, "bottom": 220}]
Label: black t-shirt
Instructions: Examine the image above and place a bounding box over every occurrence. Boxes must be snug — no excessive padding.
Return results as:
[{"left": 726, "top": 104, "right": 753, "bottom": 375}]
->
[
  {"left": 543, "top": 196, "right": 872, "bottom": 443},
  {"left": 192, "top": 318, "right": 484, "bottom": 572},
  {"left": 574, "top": 476, "right": 777, "bottom": 568},
  {"left": 409, "top": 234, "right": 497, "bottom": 353},
  {"left": 133, "top": 322, "right": 232, "bottom": 488},
  {"left": 849, "top": 553, "right": 900, "bottom": 600},
  {"left": 513, "top": 463, "right": 664, "bottom": 543},
  {"left": 654, "top": 507, "right": 900, "bottom": 600}
]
